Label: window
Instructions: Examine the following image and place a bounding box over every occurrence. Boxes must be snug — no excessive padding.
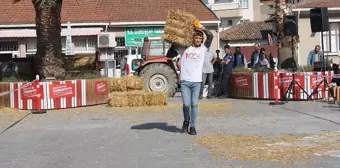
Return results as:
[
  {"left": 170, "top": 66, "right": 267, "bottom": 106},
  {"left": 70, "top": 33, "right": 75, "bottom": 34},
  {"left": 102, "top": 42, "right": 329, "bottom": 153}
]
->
[
  {"left": 287, "top": 0, "right": 304, "bottom": 4},
  {"left": 26, "top": 38, "right": 66, "bottom": 57},
  {"left": 240, "top": 0, "right": 248, "bottom": 8},
  {"left": 0, "top": 41, "right": 18, "bottom": 52},
  {"left": 73, "top": 37, "right": 97, "bottom": 53},
  {"left": 215, "top": 0, "right": 234, "bottom": 3},
  {"left": 322, "top": 23, "right": 340, "bottom": 53},
  {"left": 115, "top": 37, "right": 125, "bottom": 47},
  {"left": 149, "top": 41, "right": 171, "bottom": 56},
  {"left": 240, "top": 19, "right": 250, "bottom": 23},
  {"left": 131, "top": 59, "right": 142, "bottom": 71},
  {"left": 227, "top": 20, "right": 233, "bottom": 26},
  {"left": 202, "top": 0, "right": 209, "bottom": 4}
]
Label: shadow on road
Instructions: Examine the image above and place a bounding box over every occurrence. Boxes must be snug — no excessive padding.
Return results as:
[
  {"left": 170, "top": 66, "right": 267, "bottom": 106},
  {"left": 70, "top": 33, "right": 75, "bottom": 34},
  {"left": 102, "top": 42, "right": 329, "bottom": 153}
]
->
[{"left": 131, "top": 122, "right": 182, "bottom": 133}]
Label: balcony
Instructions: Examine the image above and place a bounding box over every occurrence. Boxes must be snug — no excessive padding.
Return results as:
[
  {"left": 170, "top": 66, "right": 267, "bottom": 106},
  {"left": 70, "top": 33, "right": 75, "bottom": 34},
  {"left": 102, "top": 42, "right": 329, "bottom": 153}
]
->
[
  {"left": 206, "top": 1, "right": 244, "bottom": 18},
  {"left": 214, "top": 9, "right": 243, "bottom": 18},
  {"left": 210, "top": 2, "right": 240, "bottom": 11}
]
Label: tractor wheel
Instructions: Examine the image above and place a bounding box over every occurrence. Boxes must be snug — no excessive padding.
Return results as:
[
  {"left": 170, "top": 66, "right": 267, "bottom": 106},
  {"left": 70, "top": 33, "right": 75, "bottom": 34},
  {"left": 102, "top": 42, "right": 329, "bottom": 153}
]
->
[{"left": 140, "top": 63, "right": 178, "bottom": 97}]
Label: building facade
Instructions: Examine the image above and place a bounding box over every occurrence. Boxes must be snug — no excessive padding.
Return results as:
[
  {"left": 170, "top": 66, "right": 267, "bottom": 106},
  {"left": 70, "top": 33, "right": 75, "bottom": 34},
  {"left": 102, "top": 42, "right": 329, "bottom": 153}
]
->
[
  {"left": 203, "top": 0, "right": 262, "bottom": 31},
  {"left": 0, "top": 0, "right": 220, "bottom": 69},
  {"left": 260, "top": 0, "right": 305, "bottom": 21},
  {"left": 292, "top": 1, "right": 340, "bottom": 66}
]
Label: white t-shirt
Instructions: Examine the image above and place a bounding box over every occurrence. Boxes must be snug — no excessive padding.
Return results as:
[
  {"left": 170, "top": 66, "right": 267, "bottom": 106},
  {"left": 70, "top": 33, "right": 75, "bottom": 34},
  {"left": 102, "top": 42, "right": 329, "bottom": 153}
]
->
[
  {"left": 202, "top": 51, "right": 216, "bottom": 73},
  {"left": 177, "top": 45, "right": 207, "bottom": 82}
]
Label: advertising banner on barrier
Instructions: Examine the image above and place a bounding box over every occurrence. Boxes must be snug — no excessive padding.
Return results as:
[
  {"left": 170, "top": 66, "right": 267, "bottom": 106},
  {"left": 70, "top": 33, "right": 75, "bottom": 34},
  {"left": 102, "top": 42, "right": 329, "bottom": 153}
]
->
[
  {"left": 49, "top": 83, "right": 75, "bottom": 99},
  {"left": 233, "top": 75, "right": 251, "bottom": 88},
  {"left": 280, "top": 73, "right": 305, "bottom": 99},
  {"left": 95, "top": 80, "right": 108, "bottom": 95},
  {"left": 21, "top": 83, "right": 42, "bottom": 99}
]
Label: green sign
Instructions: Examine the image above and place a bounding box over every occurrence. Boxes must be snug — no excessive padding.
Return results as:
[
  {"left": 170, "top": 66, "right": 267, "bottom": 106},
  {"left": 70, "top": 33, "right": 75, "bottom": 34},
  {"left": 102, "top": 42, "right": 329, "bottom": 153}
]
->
[{"left": 125, "top": 27, "right": 164, "bottom": 46}]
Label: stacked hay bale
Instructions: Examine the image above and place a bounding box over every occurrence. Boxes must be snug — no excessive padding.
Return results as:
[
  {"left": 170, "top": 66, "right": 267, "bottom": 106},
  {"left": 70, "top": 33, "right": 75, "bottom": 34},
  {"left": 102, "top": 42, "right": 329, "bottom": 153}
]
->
[
  {"left": 161, "top": 9, "right": 198, "bottom": 47},
  {"left": 108, "top": 76, "right": 167, "bottom": 107}
]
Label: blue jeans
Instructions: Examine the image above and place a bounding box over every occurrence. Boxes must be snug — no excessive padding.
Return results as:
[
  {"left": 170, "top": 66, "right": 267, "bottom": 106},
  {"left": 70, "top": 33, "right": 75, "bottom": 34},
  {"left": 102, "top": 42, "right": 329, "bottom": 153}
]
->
[{"left": 180, "top": 80, "right": 201, "bottom": 128}]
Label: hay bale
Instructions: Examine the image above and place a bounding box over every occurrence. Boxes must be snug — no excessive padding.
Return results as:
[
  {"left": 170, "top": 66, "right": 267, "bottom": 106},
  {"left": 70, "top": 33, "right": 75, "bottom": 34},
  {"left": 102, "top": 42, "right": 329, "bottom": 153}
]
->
[
  {"left": 127, "top": 76, "right": 144, "bottom": 91},
  {"left": 127, "top": 91, "right": 146, "bottom": 107},
  {"left": 161, "top": 9, "right": 197, "bottom": 47},
  {"left": 108, "top": 92, "right": 128, "bottom": 107},
  {"left": 144, "top": 92, "right": 168, "bottom": 106},
  {"left": 109, "top": 78, "right": 127, "bottom": 92}
]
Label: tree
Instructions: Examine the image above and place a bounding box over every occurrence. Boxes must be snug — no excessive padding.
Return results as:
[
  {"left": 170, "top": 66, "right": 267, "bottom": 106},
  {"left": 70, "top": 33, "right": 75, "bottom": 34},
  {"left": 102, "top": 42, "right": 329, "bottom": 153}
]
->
[{"left": 14, "top": 0, "right": 66, "bottom": 79}]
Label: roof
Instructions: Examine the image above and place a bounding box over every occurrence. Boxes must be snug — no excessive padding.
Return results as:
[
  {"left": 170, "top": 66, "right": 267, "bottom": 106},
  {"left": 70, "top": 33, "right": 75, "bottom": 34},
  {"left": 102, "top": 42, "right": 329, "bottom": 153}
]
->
[
  {"left": 0, "top": 28, "right": 103, "bottom": 38},
  {"left": 0, "top": 0, "right": 218, "bottom": 25},
  {"left": 219, "top": 21, "right": 272, "bottom": 41},
  {"left": 293, "top": 0, "right": 340, "bottom": 8}
]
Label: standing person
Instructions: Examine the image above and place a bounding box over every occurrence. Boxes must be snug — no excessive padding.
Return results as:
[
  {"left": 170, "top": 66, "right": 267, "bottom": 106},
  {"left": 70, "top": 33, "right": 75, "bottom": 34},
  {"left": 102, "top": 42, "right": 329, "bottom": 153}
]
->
[
  {"left": 166, "top": 22, "right": 213, "bottom": 135},
  {"left": 218, "top": 45, "right": 234, "bottom": 99},
  {"left": 199, "top": 50, "right": 217, "bottom": 99},
  {"left": 233, "top": 46, "right": 247, "bottom": 68},
  {"left": 307, "top": 45, "right": 324, "bottom": 66},
  {"left": 250, "top": 43, "right": 261, "bottom": 67}
]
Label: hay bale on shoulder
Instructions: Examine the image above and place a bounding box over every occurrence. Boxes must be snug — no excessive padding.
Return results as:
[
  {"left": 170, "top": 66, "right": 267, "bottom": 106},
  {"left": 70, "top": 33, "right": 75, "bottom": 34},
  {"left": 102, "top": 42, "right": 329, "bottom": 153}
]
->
[
  {"left": 144, "top": 92, "right": 168, "bottom": 106},
  {"left": 108, "top": 92, "right": 128, "bottom": 107},
  {"left": 127, "top": 91, "right": 146, "bottom": 107},
  {"left": 127, "top": 76, "right": 144, "bottom": 91},
  {"left": 109, "top": 78, "right": 127, "bottom": 92},
  {"left": 161, "top": 9, "right": 197, "bottom": 47}
]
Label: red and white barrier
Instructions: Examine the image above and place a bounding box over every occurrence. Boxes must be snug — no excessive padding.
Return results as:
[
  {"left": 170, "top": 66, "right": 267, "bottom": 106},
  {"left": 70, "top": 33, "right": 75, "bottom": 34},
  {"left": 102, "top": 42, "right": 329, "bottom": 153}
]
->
[
  {"left": 10, "top": 80, "right": 87, "bottom": 110},
  {"left": 233, "top": 71, "right": 333, "bottom": 100}
]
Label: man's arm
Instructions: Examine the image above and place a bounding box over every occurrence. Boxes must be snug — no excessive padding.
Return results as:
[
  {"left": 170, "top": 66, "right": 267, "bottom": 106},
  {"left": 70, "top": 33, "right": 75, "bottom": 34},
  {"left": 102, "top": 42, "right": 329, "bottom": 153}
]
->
[
  {"left": 167, "top": 44, "right": 186, "bottom": 58},
  {"left": 201, "top": 27, "right": 213, "bottom": 49},
  {"left": 243, "top": 56, "right": 247, "bottom": 68},
  {"left": 210, "top": 54, "right": 217, "bottom": 64},
  {"left": 320, "top": 51, "right": 325, "bottom": 61},
  {"left": 307, "top": 51, "right": 312, "bottom": 66},
  {"left": 221, "top": 55, "right": 232, "bottom": 65},
  {"left": 250, "top": 52, "right": 255, "bottom": 67}
]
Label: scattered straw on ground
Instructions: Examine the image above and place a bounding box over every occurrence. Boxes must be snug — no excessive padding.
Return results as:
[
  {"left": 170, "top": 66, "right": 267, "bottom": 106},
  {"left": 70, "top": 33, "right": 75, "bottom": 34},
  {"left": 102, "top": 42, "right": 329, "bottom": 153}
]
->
[
  {"left": 194, "top": 131, "right": 340, "bottom": 166},
  {"left": 106, "top": 101, "right": 232, "bottom": 115},
  {"left": 0, "top": 108, "right": 30, "bottom": 129}
]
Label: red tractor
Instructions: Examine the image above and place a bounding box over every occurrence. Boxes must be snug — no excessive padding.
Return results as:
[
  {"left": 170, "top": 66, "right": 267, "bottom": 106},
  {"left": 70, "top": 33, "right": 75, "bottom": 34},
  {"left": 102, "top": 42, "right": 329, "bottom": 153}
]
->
[{"left": 122, "top": 37, "right": 180, "bottom": 97}]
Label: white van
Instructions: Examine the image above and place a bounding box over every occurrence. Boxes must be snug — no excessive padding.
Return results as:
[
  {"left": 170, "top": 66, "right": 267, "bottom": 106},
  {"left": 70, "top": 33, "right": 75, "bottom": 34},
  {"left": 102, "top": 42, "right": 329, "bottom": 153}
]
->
[{"left": 120, "top": 54, "right": 142, "bottom": 76}]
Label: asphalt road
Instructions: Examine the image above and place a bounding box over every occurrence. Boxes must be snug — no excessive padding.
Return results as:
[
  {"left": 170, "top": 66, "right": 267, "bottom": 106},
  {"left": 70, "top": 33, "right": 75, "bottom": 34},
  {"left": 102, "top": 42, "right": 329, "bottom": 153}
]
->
[{"left": 1, "top": 98, "right": 340, "bottom": 168}]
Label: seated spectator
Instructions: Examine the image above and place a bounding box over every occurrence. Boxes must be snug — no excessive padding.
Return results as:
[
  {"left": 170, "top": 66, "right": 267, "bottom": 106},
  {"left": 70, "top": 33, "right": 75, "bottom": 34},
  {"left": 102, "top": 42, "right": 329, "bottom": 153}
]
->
[
  {"left": 260, "top": 48, "right": 276, "bottom": 68},
  {"left": 254, "top": 52, "right": 270, "bottom": 68},
  {"left": 328, "top": 64, "right": 340, "bottom": 99}
]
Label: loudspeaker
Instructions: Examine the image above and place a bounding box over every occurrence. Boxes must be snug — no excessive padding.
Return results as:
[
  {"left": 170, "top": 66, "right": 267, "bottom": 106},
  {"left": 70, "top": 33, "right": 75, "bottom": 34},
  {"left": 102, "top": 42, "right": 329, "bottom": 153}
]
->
[
  {"left": 310, "top": 7, "right": 329, "bottom": 32},
  {"left": 284, "top": 15, "right": 298, "bottom": 36}
]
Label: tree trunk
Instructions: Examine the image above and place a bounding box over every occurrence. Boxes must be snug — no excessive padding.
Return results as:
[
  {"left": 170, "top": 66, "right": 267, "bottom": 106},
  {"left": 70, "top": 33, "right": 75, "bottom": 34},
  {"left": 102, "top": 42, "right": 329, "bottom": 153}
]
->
[{"left": 33, "top": 0, "right": 65, "bottom": 79}]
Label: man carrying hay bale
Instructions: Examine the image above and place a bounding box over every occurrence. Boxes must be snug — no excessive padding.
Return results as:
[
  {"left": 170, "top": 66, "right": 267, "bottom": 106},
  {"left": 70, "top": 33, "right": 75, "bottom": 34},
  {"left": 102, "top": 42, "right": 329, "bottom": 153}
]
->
[{"left": 166, "top": 21, "right": 213, "bottom": 135}]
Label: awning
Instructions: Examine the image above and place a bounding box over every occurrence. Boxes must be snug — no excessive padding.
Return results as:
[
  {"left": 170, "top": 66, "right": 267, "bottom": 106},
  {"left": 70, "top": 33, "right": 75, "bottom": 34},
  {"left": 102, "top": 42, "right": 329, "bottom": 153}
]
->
[{"left": 0, "top": 28, "right": 103, "bottom": 38}]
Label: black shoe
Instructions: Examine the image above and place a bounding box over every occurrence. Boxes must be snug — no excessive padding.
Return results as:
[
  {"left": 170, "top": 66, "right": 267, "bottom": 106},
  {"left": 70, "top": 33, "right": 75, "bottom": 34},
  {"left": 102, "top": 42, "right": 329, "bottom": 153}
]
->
[
  {"left": 218, "top": 95, "right": 228, "bottom": 99},
  {"left": 207, "top": 95, "right": 213, "bottom": 99},
  {"left": 199, "top": 95, "right": 203, "bottom": 99},
  {"left": 182, "top": 121, "right": 189, "bottom": 133},
  {"left": 188, "top": 127, "right": 197, "bottom": 135}
]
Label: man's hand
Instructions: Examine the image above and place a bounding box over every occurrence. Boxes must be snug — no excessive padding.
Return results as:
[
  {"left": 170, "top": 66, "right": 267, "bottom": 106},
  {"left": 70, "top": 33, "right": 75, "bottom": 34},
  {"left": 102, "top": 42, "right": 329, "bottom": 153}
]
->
[{"left": 194, "top": 20, "right": 203, "bottom": 28}]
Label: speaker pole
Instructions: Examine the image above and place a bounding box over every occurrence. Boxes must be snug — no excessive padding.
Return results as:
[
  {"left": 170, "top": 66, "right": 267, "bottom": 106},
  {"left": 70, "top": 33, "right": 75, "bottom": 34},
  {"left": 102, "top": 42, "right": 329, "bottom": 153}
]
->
[
  {"left": 321, "top": 32, "right": 325, "bottom": 72},
  {"left": 283, "top": 35, "right": 310, "bottom": 102}
]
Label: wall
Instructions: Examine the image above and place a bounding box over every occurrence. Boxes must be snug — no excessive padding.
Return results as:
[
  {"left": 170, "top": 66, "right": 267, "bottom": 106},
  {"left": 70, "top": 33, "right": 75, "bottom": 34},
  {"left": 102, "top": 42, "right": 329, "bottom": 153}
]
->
[
  {"left": 214, "top": 44, "right": 278, "bottom": 64},
  {"left": 298, "top": 18, "right": 320, "bottom": 66},
  {"left": 219, "top": 40, "right": 269, "bottom": 56},
  {"left": 106, "top": 26, "right": 219, "bottom": 55}
]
